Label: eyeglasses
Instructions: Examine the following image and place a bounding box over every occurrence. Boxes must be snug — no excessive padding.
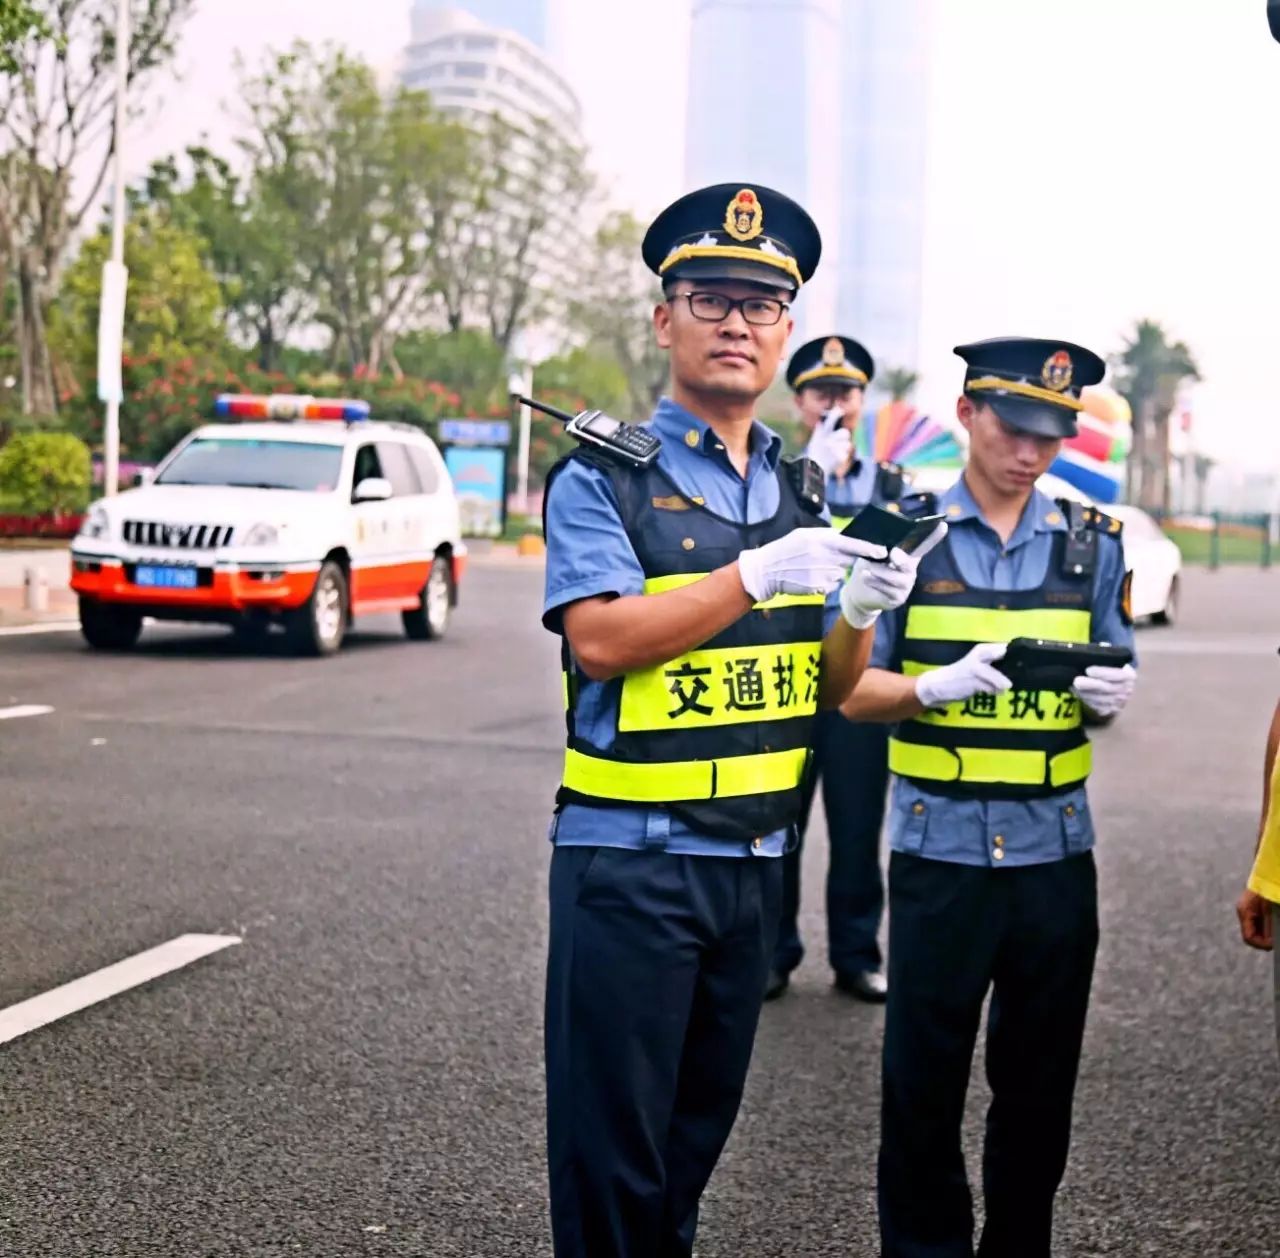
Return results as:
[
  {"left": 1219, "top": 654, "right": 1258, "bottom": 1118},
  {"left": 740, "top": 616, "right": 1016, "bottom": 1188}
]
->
[{"left": 673, "top": 290, "right": 790, "bottom": 327}]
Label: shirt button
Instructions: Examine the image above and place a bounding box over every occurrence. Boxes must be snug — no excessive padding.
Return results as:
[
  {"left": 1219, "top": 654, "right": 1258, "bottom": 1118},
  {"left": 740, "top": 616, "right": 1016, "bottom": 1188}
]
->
[
  {"left": 752, "top": 837, "right": 763, "bottom": 850},
  {"left": 685, "top": 429, "right": 699, "bottom": 448},
  {"left": 682, "top": 537, "right": 695, "bottom": 551},
  {"left": 994, "top": 834, "right": 1005, "bottom": 846},
  {"left": 1064, "top": 804, "right": 1076, "bottom": 817},
  {"left": 993, "top": 849, "right": 1006, "bottom": 861},
  {"left": 912, "top": 802, "right": 925, "bottom": 815}
]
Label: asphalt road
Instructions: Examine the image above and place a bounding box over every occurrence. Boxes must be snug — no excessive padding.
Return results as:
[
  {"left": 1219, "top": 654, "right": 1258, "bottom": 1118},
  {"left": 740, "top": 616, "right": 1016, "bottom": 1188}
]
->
[{"left": 0, "top": 562, "right": 1277, "bottom": 1257}]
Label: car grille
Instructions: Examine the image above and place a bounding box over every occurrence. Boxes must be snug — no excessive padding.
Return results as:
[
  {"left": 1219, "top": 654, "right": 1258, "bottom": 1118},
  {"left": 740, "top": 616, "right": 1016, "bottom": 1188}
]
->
[{"left": 122, "top": 521, "right": 234, "bottom": 549}]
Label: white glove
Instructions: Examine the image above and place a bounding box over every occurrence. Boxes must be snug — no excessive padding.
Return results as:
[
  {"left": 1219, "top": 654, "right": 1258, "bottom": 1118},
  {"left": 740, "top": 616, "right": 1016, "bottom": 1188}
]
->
[
  {"left": 1071, "top": 663, "right": 1136, "bottom": 719},
  {"left": 737, "top": 527, "right": 887, "bottom": 602},
  {"left": 915, "top": 641, "right": 1011, "bottom": 709},
  {"left": 839, "top": 522, "right": 949, "bottom": 630},
  {"left": 805, "top": 408, "right": 854, "bottom": 476}
]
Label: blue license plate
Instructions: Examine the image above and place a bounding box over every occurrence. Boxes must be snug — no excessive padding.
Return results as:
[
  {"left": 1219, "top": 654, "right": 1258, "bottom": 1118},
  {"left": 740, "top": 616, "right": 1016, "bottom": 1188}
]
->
[{"left": 134, "top": 564, "right": 197, "bottom": 589}]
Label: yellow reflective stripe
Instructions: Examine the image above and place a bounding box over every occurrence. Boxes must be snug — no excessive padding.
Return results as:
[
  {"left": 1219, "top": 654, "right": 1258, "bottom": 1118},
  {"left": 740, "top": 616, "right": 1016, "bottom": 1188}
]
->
[
  {"left": 1049, "top": 742, "right": 1092, "bottom": 787},
  {"left": 902, "top": 661, "right": 1083, "bottom": 732},
  {"left": 830, "top": 516, "right": 853, "bottom": 534},
  {"left": 619, "top": 641, "right": 822, "bottom": 732},
  {"left": 562, "top": 746, "right": 808, "bottom": 804},
  {"left": 904, "top": 605, "right": 1091, "bottom": 644},
  {"left": 642, "top": 572, "right": 825, "bottom": 610},
  {"left": 888, "top": 739, "right": 1092, "bottom": 787}
]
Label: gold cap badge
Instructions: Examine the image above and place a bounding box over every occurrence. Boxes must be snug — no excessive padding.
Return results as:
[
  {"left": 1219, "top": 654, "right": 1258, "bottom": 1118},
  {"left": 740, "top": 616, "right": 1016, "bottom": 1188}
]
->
[
  {"left": 1041, "top": 350, "right": 1074, "bottom": 393},
  {"left": 822, "top": 337, "right": 845, "bottom": 367},
  {"left": 724, "top": 188, "right": 763, "bottom": 242}
]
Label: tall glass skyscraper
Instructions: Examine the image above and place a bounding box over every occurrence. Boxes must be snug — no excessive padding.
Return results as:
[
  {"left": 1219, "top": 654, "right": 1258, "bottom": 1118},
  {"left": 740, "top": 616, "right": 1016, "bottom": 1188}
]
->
[
  {"left": 684, "top": 0, "right": 931, "bottom": 370},
  {"left": 684, "top": 0, "right": 843, "bottom": 336},
  {"left": 837, "top": 0, "right": 931, "bottom": 380}
]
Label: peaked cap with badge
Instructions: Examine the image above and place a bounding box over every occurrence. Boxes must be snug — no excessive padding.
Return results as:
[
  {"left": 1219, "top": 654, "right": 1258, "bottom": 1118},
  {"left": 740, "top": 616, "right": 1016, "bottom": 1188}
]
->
[
  {"left": 642, "top": 183, "right": 822, "bottom": 294},
  {"left": 786, "top": 335, "right": 875, "bottom": 393},
  {"left": 954, "top": 337, "right": 1106, "bottom": 439}
]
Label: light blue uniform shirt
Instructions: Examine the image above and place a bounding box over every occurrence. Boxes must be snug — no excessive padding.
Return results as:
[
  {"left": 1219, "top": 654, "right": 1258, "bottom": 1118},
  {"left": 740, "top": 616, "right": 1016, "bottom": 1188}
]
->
[
  {"left": 826, "top": 457, "right": 885, "bottom": 517},
  {"left": 543, "top": 396, "right": 839, "bottom": 859},
  {"left": 869, "top": 476, "right": 1136, "bottom": 868}
]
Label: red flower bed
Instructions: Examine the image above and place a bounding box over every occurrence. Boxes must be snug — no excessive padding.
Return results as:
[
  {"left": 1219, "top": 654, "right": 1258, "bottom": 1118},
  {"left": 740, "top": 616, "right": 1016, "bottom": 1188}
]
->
[{"left": 0, "top": 513, "right": 84, "bottom": 539}]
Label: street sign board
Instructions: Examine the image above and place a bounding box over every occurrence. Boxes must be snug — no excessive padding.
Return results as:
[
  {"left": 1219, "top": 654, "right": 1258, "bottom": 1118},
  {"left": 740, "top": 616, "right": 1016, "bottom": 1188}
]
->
[{"left": 439, "top": 419, "right": 512, "bottom": 446}]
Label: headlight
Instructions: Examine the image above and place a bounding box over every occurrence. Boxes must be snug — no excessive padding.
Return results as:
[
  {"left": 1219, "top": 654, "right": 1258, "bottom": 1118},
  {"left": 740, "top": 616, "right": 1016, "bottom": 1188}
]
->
[
  {"left": 241, "top": 522, "right": 280, "bottom": 547},
  {"left": 78, "top": 505, "right": 110, "bottom": 540}
]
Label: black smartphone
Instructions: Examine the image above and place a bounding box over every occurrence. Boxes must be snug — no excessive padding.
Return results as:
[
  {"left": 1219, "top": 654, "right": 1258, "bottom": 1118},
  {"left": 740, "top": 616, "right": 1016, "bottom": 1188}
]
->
[
  {"left": 841, "top": 504, "right": 944, "bottom": 560},
  {"left": 995, "top": 638, "right": 1133, "bottom": 691}
]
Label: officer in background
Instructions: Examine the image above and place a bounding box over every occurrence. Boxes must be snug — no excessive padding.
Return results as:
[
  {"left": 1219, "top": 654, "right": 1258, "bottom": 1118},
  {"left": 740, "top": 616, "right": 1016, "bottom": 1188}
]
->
[
  {"left": 540, "top": 183, "right": 944, "bottom": 1258},
  {"left": 766, "top": 336, "right": 903, "bottom": 1001},
  {"left": 843, "top": 337, "right": 1138, "bottom": 1258}
]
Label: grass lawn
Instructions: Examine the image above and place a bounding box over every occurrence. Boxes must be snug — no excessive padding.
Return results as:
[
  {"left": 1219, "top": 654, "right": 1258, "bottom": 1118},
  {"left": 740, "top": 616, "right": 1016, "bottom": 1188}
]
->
[{"left": 1164, "top": 524, "right": 1270, "bottom": 566}]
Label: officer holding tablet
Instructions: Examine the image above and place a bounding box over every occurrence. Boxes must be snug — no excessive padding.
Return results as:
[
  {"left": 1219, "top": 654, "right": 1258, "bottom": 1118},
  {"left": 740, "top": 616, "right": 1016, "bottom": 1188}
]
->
[{"left": 841, "top": 337, "right": 1137, "bottom": 1258}]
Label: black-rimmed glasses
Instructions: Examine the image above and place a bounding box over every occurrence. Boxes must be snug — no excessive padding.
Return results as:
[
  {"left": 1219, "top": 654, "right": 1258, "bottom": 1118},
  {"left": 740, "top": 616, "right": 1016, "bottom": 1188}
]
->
[{"left": 673, "top": 291, "right": 790, "bottom": 327}]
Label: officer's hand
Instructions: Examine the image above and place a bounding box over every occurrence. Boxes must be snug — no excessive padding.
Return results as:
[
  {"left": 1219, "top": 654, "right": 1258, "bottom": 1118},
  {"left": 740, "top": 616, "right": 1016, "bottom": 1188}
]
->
[
  {"left": 914, "top": 641, "right": 1010, "bottom": 708},
  {"left": 1236, "top": 887, "right": 1274, "bottom": 951},
  {"left": 737, "top": 527, "right": 886, "bottom": 602},
  {"left": 805, "top": 408, "right": 854, "bottom": 477},
  {"left": 1071, "top": 663, "right": 1136, "bottom": 719},
  {"left": 839, "top": 522, "right": 949, "bottom": 630}
]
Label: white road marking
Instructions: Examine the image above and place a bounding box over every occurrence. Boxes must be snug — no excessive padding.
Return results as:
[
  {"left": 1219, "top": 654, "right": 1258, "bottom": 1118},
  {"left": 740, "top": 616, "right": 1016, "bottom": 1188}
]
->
[
  {"left": 0, "top": 933, "right": 241, "bottom": 1046},
  {"left": 0, "top": 704, "right": 53, "bottom": 721},
  {"left": 0, "top": 621, "right": 79, "bottom": 637}
]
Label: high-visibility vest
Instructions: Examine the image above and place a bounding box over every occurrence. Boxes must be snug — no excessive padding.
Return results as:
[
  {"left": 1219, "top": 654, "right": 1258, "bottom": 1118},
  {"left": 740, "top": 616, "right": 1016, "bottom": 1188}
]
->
[
  {"left": 547, "top": 449, "right": 828, "bottom": 842},
  {"left": 887, "top": 532, "right": 1096, "bottom": 798},
  {"left": 1250, "top": 753, "right": 1280, "bottom": 903}
]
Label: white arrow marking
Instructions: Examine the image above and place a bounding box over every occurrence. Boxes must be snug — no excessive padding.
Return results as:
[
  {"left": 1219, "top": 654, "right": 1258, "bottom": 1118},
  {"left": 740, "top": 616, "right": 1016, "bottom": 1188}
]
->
[
  {"left": 0, "top": 933, "right": 242, "bottom": 1045},
  {"left": 0, "top": 704, "right": 53, "bottom": 721}
]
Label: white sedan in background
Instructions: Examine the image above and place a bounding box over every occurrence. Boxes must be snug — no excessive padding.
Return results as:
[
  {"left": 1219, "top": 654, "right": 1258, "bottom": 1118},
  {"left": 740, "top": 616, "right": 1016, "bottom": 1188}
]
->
[{"left": 1108, "top": 504, "right": 1182, "bottom": 625}]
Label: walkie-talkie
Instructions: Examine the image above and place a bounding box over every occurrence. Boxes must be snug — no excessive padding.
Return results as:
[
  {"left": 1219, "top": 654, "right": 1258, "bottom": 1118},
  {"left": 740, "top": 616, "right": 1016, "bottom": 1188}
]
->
[{"left": 518, "top": 396, "right": 662, "bottom": 470}]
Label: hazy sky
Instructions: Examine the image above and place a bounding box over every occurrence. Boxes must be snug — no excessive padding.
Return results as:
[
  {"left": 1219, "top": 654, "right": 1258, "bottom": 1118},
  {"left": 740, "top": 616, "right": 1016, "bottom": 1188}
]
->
[{"left": 128, "top": 0, "right": 1278, "bottom": 465}]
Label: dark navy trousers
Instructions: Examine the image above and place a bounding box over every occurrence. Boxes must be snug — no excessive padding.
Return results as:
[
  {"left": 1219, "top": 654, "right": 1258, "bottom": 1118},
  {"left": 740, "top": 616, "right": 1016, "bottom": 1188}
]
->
[
  {"left": 545, "top": 844, "right": 781, "bottom": 1258},
  {"left": 878, "top": 850, "right": 1099, "bottom": 1258},
  {"left": 774, "top": 709, "right": 890, "bottom": 976}
]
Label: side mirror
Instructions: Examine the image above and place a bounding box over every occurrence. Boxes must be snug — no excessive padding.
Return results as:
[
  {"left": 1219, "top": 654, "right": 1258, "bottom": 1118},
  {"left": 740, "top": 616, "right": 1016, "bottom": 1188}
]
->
[
  {"left": 134, "top": 468, "right": 156, "bottom": 488},
  {"left": 353, "top": 476, "right": 393, "bottom": 503}
]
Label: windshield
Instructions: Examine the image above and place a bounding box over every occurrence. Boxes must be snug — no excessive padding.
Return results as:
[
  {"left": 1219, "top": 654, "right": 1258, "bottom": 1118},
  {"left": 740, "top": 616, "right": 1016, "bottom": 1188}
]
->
[{"left": 156, "top": 438, "right": 343, "bottom": 492}]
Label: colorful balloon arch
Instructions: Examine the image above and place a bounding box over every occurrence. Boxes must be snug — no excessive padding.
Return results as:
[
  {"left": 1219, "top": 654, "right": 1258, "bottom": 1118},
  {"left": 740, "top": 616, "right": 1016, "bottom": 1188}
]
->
[{"left": 858, "top": 386, "right": 1132, "bottom": 505}]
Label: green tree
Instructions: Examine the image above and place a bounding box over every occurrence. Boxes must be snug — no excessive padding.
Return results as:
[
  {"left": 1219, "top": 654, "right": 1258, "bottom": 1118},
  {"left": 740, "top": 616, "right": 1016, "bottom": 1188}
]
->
[
  {"left": 237, "top": 43, "right": 472, "bottom": 375},
  {"left": 568, "top": 211, "right": 668, "bottom": 419},
  {"left": 1113, "top": 320, "right": 1200, "bottom": 513},
  {"left": 52, "top": 209, "right": 228, "bottom": 385},
  {"left": 0, "top": 0, "right": 193, "bottom": 415},
  {"left": 0, "top": 0, "right": 50, "bottom": 72},
  {"left": 393, "top": 329, "right": 507, "bottom": 412},
  {"left": 131, "top": 146, "right": 309, "bottom": 372},
  {"left": 0, "top": 431, "right": 91, "bottom": 514},
  {"left": 881, "top": 366, "right": 920, "bottom": 402}
]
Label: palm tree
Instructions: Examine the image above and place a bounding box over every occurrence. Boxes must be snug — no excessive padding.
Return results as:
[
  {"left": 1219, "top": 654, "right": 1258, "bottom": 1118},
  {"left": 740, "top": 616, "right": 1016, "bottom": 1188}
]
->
[
  {"left": 880, "top": 366, "right": 920, "bottom": 402},
  {"left": 1112, "top": 320, "right": 1200, "bottom": 513}
]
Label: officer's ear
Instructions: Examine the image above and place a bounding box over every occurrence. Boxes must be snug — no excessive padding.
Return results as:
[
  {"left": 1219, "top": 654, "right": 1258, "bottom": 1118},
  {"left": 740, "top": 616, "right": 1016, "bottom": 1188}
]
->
[
  {"left": 956, "top": 393, "right": 979, "bottom": 434},
  {"left": 654, "top": 297, "right": 674, "bottom": 349}
]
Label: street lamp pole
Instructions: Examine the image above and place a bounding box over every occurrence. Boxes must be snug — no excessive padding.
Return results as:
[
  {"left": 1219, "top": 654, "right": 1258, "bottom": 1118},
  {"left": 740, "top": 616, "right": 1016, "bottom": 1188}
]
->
[{"left": 101, "top": 0, "right": 130, "bottom": 498}]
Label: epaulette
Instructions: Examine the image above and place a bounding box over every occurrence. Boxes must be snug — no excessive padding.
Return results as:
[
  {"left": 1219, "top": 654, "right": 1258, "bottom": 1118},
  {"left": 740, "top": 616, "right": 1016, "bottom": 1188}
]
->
[
  {"left": 783, "top": 455, "right": 827, "bottom": 516},
  {"left": 1057, "top": 499, "right": 1123, "bottom": 539},
  {"left": 890, "top": 491, "right": 939, "bottom": 519}
]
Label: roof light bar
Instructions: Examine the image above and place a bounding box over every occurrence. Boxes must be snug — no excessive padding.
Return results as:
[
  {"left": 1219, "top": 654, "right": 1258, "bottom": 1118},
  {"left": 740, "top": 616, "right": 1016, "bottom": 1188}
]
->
[{"left": 213, "top": 394, "right": 372, "bottom": 422}]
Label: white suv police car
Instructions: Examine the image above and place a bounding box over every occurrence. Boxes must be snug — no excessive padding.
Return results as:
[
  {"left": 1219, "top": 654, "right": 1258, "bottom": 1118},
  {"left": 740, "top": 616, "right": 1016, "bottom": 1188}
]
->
[{"left": 70, "top": 394, "right": 466, "bottom": 655}]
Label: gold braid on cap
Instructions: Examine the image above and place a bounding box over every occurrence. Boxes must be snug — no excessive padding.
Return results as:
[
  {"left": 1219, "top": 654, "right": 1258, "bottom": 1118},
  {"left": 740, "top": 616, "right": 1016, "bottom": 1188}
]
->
[{"left": 965, "top": 376, "right": 1084, "bottom": 411}]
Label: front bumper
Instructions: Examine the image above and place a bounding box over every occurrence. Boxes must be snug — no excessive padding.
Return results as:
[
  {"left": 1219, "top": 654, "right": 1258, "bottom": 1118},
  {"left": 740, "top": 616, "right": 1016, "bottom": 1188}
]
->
[{"left": 70, "top": 551, "right": 320, "bottom": 617}]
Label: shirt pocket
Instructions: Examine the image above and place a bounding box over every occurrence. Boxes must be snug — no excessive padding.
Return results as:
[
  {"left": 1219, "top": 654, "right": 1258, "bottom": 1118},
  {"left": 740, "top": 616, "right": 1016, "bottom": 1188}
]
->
[
  {"left": 898, "top": 795, "right": 930, "bottom": 855},
  {"left": 1058, "top": 798, "right": 1090, "bottom": 855}
]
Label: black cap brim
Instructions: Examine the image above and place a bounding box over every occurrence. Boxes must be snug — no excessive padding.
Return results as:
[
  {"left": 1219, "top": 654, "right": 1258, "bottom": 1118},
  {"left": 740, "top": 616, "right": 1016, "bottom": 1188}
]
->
[
  {"left": 663, "top": 254, "right": 799, "bottom": 294},
  {"left": 985, "top": 395, "right": 1078, "bottom": 439}
]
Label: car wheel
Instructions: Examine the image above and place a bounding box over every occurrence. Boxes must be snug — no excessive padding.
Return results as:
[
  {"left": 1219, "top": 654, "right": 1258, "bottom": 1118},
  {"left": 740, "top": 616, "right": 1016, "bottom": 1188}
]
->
[
  {"left": 286, "top": 560, "right": 348, "bottom": 656},
  {"left": 402, "top": 553, "right": 452, "bottom": 641},
  {"left": 1151, "top": 575, "right": 1179, "bottom": 627},
  {"left": 79, "top": 598, "right": 143, "bottom": 651}
]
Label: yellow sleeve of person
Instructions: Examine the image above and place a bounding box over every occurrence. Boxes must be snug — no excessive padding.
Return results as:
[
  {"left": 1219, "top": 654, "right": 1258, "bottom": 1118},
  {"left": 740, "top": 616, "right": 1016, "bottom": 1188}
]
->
[{"left": 1249, "top": 754, "right": 1280, "bottom": 903}]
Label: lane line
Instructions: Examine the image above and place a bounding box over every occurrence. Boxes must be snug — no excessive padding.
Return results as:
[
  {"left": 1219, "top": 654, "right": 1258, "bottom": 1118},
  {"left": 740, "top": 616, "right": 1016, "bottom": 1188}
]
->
[
  {"left": 0, "top": 933, "right": 241, "bottom": 1046},
  {"left": 0, "top": 704, "right": 53, "bottom": 721},
  {"left": 0, "top": 621, "right": 79, "bottom": 638}
]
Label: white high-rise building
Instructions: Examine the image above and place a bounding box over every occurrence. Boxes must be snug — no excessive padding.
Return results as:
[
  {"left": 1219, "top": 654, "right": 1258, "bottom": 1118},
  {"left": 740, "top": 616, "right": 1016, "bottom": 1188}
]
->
[{"left": 401, "top": 4, "right": 585, "bottom": 352}]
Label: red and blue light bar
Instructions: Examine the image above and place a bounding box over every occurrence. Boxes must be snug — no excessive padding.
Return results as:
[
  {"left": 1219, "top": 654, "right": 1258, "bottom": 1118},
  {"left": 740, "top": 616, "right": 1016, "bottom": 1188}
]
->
[{"left": 213, "top": 394, "right": 371, "bottom": 422}]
